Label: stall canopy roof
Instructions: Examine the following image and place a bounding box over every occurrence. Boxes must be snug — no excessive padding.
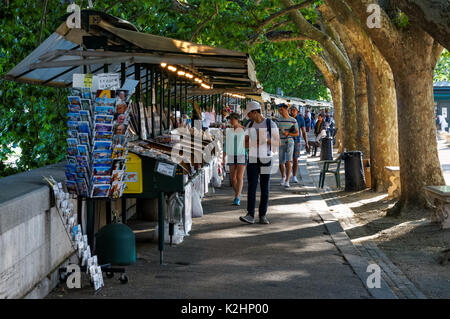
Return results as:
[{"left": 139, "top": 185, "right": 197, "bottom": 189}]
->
[
  {"left": 261, "top": 92, "right": 333, "bottom": 108},
  {"left": 4, "top": 10, "right": 260, "bottom": 95}
]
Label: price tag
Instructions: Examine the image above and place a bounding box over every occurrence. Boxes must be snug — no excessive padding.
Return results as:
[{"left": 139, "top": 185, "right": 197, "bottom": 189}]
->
[{"left": 155, "top": 161, "right": 176, "bottom": 178}]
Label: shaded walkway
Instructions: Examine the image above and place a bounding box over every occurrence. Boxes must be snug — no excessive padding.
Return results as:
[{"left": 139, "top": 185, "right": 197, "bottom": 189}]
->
[{"left": 48, "top": 157, "right": 371, "bottom": 299}]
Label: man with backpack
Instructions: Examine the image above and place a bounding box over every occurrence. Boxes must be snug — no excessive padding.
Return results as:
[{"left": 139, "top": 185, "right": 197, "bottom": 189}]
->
[{"left": 239, "top": 101, "right": 279, "bottom": 225}]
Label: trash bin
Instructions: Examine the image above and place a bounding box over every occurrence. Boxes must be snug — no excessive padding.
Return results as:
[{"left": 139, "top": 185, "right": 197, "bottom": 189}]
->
[
  {"left": 95, "top": 223, "right": 136, "bottom": 265},
  {"left": 320, "top": 137, "right": 333, "bottom": 161},
  {"left": 343, "top": 151, "right": 366, "bottom": 191}
]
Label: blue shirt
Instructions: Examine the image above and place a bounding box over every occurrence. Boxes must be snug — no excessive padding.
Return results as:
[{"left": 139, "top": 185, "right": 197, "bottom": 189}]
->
[{"left": 294, "top": 115, "right": 305, "bottom": 142}]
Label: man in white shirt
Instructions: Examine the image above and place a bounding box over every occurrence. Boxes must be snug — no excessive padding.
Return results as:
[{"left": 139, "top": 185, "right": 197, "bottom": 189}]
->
[{"left": 240, "top": 101, "right": 279, "bottom": 225}]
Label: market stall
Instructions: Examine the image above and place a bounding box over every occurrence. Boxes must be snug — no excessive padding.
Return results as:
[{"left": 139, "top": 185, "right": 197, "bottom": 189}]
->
[{"left": 3, "top": 10, "right": 261, "bottom": 265}]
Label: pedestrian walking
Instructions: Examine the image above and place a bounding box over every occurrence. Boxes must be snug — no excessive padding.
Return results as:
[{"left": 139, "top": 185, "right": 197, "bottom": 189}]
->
[
  {"left": 309, "top": 113, "right": 327, "bottom": 157},
  {"left": 239, "top": 101, "right": 279, "bottom": 225},
  {"left": 223, "top": 112, "right": 246, "bottom": 206},
  {"left": 275, "top": 104, "right": 299, "bottom": 188},
  {"left": 290, "top": 105, "right": 308, "bottom": 183}
]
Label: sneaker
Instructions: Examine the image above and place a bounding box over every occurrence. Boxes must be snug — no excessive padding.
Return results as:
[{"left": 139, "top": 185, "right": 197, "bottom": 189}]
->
[
  {"left": 234, "top": 197, "right": 240, "bottom": 206},
  {"left": 291, "top": 176, "right": 299, "bottom": 183},
  {"left": 259, "top": 216, "right": 270, "bottom": 224},
  {"left": 284, "top": 181, "right": 290, "bottom": 188},
  {"left": 239, "top": 214, "right": 255, "bottom": 224},
  {"left": 280, "top": 179, "right": 286, "bottom": 186}
]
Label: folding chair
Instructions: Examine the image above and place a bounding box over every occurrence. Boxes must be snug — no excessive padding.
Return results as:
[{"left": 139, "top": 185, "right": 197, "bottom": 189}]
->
[{"left": 318, "top": 153, "right": 343, "bottom": 188}]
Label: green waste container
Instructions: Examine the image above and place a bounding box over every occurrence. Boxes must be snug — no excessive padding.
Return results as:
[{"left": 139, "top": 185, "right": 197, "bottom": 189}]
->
[{"left": 95, "top": 223, "right": 136, "bottom": 265}]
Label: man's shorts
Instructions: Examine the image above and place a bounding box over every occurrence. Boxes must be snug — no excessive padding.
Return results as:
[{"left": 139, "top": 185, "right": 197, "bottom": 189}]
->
[
  {"left": 279, "top": 139, "right": 294, "bottom": 164},
  {"left": 293, "top": 140, "right": 301, "bottom": 159}
]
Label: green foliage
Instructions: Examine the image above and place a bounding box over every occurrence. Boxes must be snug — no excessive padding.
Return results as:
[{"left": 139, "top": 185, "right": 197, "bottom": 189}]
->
[
  {"left": 434, "top": 49, "right": 450, "bottom": 83},
  {"left": 0, "top": 0, "right": 328, "bottom": 177}
]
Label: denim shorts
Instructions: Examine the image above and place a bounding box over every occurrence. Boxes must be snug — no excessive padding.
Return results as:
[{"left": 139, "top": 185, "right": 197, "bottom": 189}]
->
[
  {"left": 227, "top": 155, "right": 247, "bottom": 166},
  {"left": 279, "top": 139, "right": 294, "bottom": 164}
]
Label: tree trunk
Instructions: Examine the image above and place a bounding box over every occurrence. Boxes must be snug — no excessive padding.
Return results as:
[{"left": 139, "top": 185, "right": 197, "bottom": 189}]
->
[
  {"left": 353, "top": 56, "right": 370, "bottom": 158},
  {"left": 320, "top": 0, "right": 400, "bottom": 192},
  {"left": 345, "top": 0, "right": 445, "bottom": 215},
  {"left": 391, "top": 67, "right": 445, "bottom": 213},
  {"left": 366, "top": 61, "right": 399, "bottom": 192}
]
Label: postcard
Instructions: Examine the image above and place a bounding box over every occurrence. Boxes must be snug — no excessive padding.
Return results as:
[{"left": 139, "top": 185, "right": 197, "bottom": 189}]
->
[
  {"left": 78, "top": 121, "right": 91, "bottom": 135},
  {"left": 67, "top": 138, "right": 78, "bottom": 148},
  {"left": 65, "top": 172, "right": 77, "bottom": 181},
  {"left": 115, "top": 102, "right": 128, "bottom": 115},
  {"left": 112, "top": 134, "right": 126, "bottom": 147},
  {"left": 69, "top": 88, "right": 82, "bottom": 97},
  {"left": 66, "top": 164, "right": 77, "bottom": 174},
  {"left": 67, "top": 121, "right": 78, "bottom": 129},
  {"left": 94, "top": 140, "right": 112, "bottom": 151},
  {"left": 109, "top": 181, "right": 125, "bottom": 198},
  {"left": 94, "top": 105, "right": 115, "bottom": 115},
  {"left": 92, "top": 175, "right": 111, "bottom": 185},
  {"left": 111, "top": 170, "right": 124, "bottom": 183},
  {"left": 93, "top": 158, "right": 112, "bottom": 167},
  {"left": 95, "top": 123, "right": 113, "bottom": 133},
  {"left": 112, "top": 159, "right": 126, "bottom": 171},
  {"left": 93, "top": 149, "right": 112, "bottom": 160},
  {"left": 76, "top": 178, "right": 89, "bottom": 197},
  {"left": 95, "top": 97, "right": 116, "bottom": 106},
  {"left": 94, "top": 114, "right": 114, "bottom": 124},
  {"left": 76, "top": 155, "right": 89, "bottom": 168},
  {"left": 67, "top": 112, "right": 80, "bottom": 122},
  {"left": 78, "top": 133, "right": 90, "bottom": 145},
  {"left": 82, "top": 88, "right": 92, "bottom": 99},
  {"left": 114, "top": 113, "right": 128, "bottom": 125},
  {"left": 81, "top": 99, "right": 92, "bottom": 111},
  {"left": 91, "top": 184, "right": 110, "bottom": 198},
  {"left": 67, "top": 129, "right": 78, "bottom": 138},
  {"left": 66, "top": 180, "right": 78, "bottom": 194},
  {"left": 115, "top": 90, "right": 128, "bottom": 104},
  {"left": 80, "top": 110, "right": 91, "bottom": 123},
  {"left": 92, "top": 166, "right": 112, "bottom": 176},
  {"left": 96, "top": 90, "right": 116, "bottom": 99},
  {"left": 77, "top": 144, "right": 89, "bottom": 157},
  {"left": 113, "top": 123, "right": 128, "bottom": 135},
  {"left": 68, "top": 104, "right": 81, "bottom": 112},
  {"left": 112, "top": 146, "right": 126, "bottom": 159},
  {"left": 76, "top": 166, "right": 89, "bottom": 179},
  {"left": 67, "top": 147, "right": 78, "bottom": 156},
  {"left": 94, "top": 131, "right": 113, "bottom": 140},
  {"left": 68, "top": 96, "right": 82, "bottom": 107},
  {"left": 66, "top": 156, "right": 77, "bottom": 166}
]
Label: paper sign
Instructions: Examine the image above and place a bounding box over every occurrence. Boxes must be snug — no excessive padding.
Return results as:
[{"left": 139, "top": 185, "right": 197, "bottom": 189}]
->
[
  {"left": 73, "top": 73, "right": 93, "bottom": 88},
  {"left": 155, "top": 161, "right": 176, "bottom": 177},
  {"left": 93, "top": 73, "right": 120, "bottom": 90},
  {"left": 443, "top": 107, "right": 447, "bottom": 118}
]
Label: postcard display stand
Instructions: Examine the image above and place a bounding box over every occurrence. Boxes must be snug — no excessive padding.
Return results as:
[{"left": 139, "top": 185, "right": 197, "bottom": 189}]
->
[{"left": 65, "top": 73, "right": 137, "bottom": 200}]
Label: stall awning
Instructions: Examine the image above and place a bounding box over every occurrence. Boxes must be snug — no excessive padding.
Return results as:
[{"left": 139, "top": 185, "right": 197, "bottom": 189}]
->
[
  {"left": 260, "top": 91, "right": 333, "bottom": 108},
  {"left": 3, "top": 10, "right": 260, "bottom": 94}
]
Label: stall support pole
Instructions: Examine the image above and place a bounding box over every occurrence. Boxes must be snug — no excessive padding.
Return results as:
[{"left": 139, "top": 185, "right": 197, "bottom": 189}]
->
[
  {"left": 87, "top": 198, "right": 95, "bottom": 248},
  {"left": 158, "top": 191, "right": 165, "bottom": 265},
  {"left": 106, "top": 199, "right": 111, "bottom": 224}
]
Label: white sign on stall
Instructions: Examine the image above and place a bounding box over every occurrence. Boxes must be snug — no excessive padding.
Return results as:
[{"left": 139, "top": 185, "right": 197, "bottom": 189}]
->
[{"left": 442, "top": 107, "right": 447, "bottom": 118}]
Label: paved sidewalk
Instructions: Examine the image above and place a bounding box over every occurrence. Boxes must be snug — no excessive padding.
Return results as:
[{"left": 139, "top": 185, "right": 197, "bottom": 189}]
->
[{"left": 48, "top": 159, "right": 372, "bottom": 299}]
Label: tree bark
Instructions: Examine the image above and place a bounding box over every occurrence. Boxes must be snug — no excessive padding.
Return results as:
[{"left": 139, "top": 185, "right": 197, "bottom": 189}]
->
[
  {"left": 320, "top": 2, "right": 399, "bottom": 191},
  {"left": 353, "top": 56, "right": 370, "bottom": 159},
  {"left": 310, "top": 53, "right": 343, "bottom": 151},
  {"left": 393, "top": 0, "right": 450, "bottom": 51},
  {"left": 280, "top": 0, "right": 357, "bottom": 151},
  {"left": 344, "top": 0, "right": 445, "bottom": 213}
]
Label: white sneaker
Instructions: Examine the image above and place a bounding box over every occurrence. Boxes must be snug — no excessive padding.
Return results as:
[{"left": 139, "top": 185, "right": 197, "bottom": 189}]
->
[
  {"left": 284, "top": 181, "right": 290, "bottom": 188},
  {"left": 280, "top": 179, "right": 286, "bottom": 186},
  {"left": 291, "top": 176, "right": 298, "bottom": 183}
]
